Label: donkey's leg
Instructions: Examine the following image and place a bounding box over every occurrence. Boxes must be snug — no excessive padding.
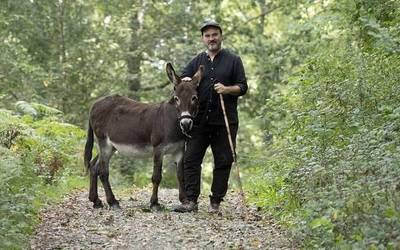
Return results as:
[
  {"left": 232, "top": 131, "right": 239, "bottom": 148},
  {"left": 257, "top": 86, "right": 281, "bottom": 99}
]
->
[
  {"left": 150, "top": 149, "right": 163, "bottom": 211},
  {"left": 98, "top": 139, "right": 120, "bottom": 209},
  {"left": 174, "top": 150, "right": 187, "bottom": 202},
  {"left": 89, "top": 156, "right": 103, "bottom": 208}
]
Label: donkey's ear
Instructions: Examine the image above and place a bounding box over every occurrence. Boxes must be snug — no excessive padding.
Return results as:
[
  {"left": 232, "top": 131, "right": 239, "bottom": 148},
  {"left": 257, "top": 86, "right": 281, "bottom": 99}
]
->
[
  {"left": 166, "top": 63, "right": 181, "bottom": 86},
  {"left": 191, "top": 65, "right": 204, "bottom": 87}
]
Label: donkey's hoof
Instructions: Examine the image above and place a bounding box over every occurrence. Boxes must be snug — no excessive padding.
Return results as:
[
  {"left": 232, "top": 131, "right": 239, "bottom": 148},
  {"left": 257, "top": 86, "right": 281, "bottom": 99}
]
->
[
  {"left": 109, "top": 202, "right": 121, "bottom": 210},
  {"left": 93, "top": 199, "right": 104, "bottom": 208},
  {"left": 179, "top": 194, "right": 188, "bottom": 203},
  {"left": 150, "top": 203, "right": 162, "bottom": 212}
]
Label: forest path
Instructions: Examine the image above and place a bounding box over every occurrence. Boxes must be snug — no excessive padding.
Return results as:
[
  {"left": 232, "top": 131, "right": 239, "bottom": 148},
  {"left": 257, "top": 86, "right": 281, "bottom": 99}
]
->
[{"left": 30, "top": 188, "right": 297, "bottom": 249}]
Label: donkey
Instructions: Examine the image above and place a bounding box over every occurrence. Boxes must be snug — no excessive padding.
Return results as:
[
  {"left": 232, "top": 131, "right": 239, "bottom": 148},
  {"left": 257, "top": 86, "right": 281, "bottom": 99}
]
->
[{"left": 84, "top": 63, "right": 203, "bottom": 210}]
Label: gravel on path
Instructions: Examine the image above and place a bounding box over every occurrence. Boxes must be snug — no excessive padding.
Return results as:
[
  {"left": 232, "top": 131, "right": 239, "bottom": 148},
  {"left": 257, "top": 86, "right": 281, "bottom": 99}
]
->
[{"left": 30, "top": 188, "right": 297, "bottom": 249}]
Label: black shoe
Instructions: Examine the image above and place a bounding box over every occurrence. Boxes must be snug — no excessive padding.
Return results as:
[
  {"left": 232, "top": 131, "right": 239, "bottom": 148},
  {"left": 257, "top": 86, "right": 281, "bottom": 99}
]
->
[
  {"left": 173, "top": 201, "right": 198, "bottom": 213},
  {"left": 208, "top": 202, "right": 220, "bottom": 214}
]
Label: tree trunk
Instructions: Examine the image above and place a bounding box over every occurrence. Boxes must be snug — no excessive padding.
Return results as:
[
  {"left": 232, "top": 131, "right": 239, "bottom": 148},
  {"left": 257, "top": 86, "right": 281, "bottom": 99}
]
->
[
  {"left": 257, "top": 0, "right": 268, "bottom": 34},
  {"left": 58, "top": 0, "right": 68, "bottom": 111},
  {"left": 127, "top": 1, "right": 146, "bottom": 99}
]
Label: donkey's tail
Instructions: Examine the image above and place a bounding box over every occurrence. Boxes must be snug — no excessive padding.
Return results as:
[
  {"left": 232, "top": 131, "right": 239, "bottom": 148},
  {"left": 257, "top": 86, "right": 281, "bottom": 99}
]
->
[{"left": 84, "top": 121, "right": 94, "bottom": 171}]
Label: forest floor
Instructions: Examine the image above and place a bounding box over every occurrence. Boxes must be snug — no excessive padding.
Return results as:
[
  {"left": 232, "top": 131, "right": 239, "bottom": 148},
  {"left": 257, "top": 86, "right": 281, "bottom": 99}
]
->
[{"left": 30, "top": 188, "right": 298, "bottom": 249}]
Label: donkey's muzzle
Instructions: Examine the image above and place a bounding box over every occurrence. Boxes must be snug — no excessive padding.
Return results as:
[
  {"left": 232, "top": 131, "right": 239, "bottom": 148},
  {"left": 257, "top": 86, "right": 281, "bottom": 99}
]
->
[{"left": 179, "top": 115, "right": 194, "bottom": 134}]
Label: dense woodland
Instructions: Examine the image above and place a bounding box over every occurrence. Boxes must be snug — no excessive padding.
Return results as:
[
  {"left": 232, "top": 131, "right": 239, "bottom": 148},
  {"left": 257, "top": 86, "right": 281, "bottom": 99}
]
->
[{"left": 1, "top": 0, "right": 399, "bottom": 248}]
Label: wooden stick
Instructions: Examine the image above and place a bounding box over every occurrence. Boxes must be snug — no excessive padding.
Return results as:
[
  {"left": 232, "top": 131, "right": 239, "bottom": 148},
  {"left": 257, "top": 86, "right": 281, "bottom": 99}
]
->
[{"left": 219, "top": 94, "right": 247, "bottom": 213}]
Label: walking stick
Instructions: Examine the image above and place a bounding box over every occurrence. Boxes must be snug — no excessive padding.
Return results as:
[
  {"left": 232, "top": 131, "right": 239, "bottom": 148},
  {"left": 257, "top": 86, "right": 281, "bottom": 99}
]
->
[{"left": 219, "top": 93, "right": 247, "bottom": 217}]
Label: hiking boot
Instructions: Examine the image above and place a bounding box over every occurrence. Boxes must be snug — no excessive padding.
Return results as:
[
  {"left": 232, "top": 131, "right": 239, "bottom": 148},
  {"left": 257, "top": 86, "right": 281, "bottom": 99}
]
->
[
  {"left": 208, "top": 202, "right": 221, "bottom": 214},
  {"left": 173, "top": 201, "right": 198, "bottom": 213}
]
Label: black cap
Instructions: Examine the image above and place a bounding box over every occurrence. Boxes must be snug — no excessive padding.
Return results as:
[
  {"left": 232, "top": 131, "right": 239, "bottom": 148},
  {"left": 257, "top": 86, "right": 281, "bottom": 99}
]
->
[{"left": 200, "top": 20, "right": 222, "bottom": 34}]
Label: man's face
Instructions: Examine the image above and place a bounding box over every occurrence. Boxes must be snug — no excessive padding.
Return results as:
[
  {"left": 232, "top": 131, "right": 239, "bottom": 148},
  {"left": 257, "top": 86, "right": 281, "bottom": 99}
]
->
[{"left": 201, "top": 27, "right": 222, "bottom": 53}]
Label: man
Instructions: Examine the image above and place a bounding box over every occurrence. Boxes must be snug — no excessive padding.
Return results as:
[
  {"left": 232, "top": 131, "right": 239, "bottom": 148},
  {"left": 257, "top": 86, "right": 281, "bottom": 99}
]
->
[{"left": 174, "top": 20, "right": 248, "bottom": 213}]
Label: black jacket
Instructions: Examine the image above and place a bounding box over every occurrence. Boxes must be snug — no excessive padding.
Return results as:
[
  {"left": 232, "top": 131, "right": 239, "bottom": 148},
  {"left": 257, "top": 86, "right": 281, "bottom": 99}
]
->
[{"left": 181, "top": 49, "right": 247, "bottom": 125}]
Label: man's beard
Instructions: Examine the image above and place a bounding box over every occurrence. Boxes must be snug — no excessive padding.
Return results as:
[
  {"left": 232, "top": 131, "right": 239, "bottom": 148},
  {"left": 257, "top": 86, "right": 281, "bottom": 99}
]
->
[{"left": 207, "top": 42, "right": 221, "bottom": 52}]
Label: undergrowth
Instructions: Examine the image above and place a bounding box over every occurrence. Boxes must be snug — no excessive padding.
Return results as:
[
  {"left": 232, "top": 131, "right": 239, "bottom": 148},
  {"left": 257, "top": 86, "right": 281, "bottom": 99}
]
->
[{"left": 0, "top": 104, "right": 86, "bottom": 249}]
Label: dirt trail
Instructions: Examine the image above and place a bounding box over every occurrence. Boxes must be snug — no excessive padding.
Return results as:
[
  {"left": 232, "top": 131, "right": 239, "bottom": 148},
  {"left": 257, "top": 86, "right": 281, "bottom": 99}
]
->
[{"left": 30, "top": 188, "right": 297, "bottom": 249}]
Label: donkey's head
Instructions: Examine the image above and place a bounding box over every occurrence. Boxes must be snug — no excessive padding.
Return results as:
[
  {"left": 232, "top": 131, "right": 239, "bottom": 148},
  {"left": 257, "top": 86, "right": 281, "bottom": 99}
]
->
[{"left": 166, "top": 63, "right": 204, "bottom": 137}]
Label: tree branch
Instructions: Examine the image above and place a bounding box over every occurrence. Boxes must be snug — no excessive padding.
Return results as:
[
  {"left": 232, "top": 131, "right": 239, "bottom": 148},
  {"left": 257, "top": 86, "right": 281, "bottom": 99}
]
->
[
  {"left": 8, "top": 90, "right": 19, "bottom": 101},
  {"left": 224, "top": 5, "right": 282, "bottom": 37}
]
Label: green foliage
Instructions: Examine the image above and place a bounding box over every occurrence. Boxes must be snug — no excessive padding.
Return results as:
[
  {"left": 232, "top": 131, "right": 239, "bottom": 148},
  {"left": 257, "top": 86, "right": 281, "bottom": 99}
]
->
[
  {"left": 245, "top": 0, "right": 400, "bottom": 248},
  {"left": 0, "top": 103, "right": 86, "bottom": 248},
  {"left": 0, "top": 147, "right": 37, "bottom": 249}
]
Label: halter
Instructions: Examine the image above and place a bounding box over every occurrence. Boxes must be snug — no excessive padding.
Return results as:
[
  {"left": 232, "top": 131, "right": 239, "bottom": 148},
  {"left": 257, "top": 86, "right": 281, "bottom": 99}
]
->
[
  {"left": 178, "top": 114, "right": 194, "bottom": 139},
  {"left": 178, "top": 114, "right": 194, "bottom": 121}
]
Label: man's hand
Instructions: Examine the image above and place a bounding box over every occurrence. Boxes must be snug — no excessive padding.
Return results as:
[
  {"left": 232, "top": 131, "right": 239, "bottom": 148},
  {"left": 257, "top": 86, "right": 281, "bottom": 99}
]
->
[
  {"left": 214, "top": 83, "right": 227, "bottom": 94},
  {"left": 214, "top": 82, "right": 241, "bottom": 95}
]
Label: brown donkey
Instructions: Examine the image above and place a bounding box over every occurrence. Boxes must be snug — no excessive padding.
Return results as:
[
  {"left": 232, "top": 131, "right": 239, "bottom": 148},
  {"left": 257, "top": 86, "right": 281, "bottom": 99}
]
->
[{"left": 84, "top": 63, "right": 203, "bottom": 210}]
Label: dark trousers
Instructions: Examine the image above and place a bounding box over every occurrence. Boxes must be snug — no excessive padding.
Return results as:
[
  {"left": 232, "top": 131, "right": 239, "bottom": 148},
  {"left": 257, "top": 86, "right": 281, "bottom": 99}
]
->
[{"left": 183, "top": 124, "right": 238, "bottom": 204}]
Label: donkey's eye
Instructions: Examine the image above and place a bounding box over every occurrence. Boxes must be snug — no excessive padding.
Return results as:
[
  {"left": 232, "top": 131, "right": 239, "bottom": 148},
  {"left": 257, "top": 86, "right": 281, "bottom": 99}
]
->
[
  {"left": 191, "top": 95, "right": 198, "bottom": 103},
  {"left": 174, "top": 96, "right": 180, "bottom": 105}
]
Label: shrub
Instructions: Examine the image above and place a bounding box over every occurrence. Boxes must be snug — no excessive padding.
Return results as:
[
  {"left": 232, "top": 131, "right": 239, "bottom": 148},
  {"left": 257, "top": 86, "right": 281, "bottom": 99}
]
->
[
  {"left": 246, "top": 4, "right": 400, "bottom": 247},
  {"left": 0, "top": 103, "right": 86, "bottom": 248}
]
